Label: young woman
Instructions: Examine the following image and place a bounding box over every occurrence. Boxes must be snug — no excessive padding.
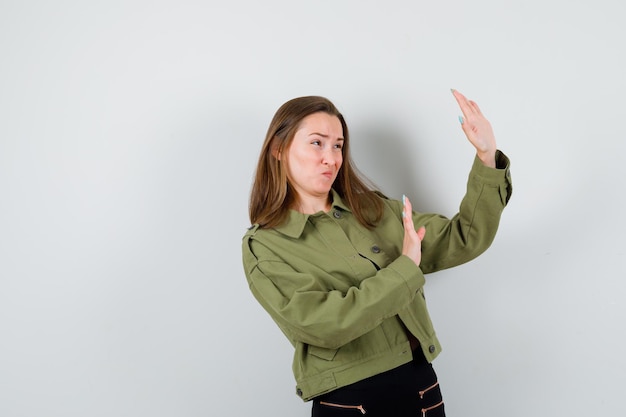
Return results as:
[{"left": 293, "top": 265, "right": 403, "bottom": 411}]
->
[{"left": 242, "top": 90, "right": 512, "bottom": 416}]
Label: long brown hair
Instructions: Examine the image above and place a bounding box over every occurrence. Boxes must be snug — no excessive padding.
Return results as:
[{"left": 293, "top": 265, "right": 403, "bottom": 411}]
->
[{"left": 249, "top": 96, "right": 383, "bottom": 229}]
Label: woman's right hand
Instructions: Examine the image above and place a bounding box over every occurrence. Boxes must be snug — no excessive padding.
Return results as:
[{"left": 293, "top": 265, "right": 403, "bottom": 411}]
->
[{"left": 402, "top": 195, "right": 426, "bottom": 266}]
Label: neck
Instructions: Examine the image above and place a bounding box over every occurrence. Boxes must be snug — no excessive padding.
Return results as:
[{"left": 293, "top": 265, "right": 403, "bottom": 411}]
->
[{"left": 293, "top": 194, "right": 332, "bottom": 214}]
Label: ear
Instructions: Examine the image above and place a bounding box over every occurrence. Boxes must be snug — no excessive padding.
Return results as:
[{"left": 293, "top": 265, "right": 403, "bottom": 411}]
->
[{"left": 271, "top": 146, "right": 281, "bottom": 161}]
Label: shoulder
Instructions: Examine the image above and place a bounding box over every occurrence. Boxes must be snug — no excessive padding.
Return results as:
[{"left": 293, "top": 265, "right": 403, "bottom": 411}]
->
[
  {"left": 243, "top": 223, "right": 261, "bottom": 238},
  {"left": 373, "top": 191, "right": 402, "bottom": 216},
  {"left": 242, "top": 223, "right": 276, "bottom": 249},
  {"left": 241, "top": 223, "right": 292, "bottom": 259},
  {"left": 241, "top": 224, "right": 280, "bottom": 272},
  {"left": 241, "top": 223, "right": 271, "bottom": 254}
]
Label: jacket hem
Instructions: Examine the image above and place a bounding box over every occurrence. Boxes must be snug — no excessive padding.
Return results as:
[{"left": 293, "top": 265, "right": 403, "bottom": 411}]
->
[{"left": 296, "top": 341, "right": 416, "bottom": 402}]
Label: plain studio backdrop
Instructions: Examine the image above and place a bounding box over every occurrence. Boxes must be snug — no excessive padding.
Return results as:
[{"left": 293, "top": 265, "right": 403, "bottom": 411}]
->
[{"left": 1, "top": 1, "right": 625, "bottom": 416}]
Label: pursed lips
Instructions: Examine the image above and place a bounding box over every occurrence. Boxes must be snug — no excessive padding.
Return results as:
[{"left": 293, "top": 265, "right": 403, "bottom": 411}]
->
[{"left": 321, "top": 170, "right": 334, "bottom": 179}]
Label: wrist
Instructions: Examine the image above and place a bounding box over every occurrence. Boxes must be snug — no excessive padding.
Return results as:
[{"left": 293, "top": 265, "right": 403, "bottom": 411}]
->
[{"left": 477, "top": 150, "right": 496, "bottom": 168}]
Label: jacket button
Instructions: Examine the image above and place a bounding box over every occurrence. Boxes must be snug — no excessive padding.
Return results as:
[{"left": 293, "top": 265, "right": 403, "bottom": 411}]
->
[
  {"left": 333, "top": 210, "right": 342, "bottom": 219},
  {"left": 428, "top": 345, "right": 436, "bottom": 353},
  {"left": 371, "top": 245, "right": 381, "bottom": 253},
  {"left": 296, "top": 388, "right": 303, "bottom": 397}
]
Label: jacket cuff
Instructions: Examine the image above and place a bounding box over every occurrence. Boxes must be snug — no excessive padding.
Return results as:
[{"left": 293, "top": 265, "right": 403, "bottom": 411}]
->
[
  {"left": 470, "top": 150, "right": 513, "bottom": 205},
  {"left": 471, "top": 150, "right": 511, "bottom": 184},
  {"left": 388, "top": 255, "right": 425, "bottom": 295}
]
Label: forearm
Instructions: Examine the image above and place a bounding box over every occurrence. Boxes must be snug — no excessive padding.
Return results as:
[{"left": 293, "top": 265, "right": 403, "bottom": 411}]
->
[
  {"left": 418, "top": 150, "right": 512, "bottom": 272},
  {"left": 248, "top": 255, "right": 424, "bottom": 349}
]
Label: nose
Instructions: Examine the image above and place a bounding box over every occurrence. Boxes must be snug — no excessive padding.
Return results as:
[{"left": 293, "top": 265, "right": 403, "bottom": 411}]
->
[{"left": 322, "top": 149, "right": 337, "bottom": 166}]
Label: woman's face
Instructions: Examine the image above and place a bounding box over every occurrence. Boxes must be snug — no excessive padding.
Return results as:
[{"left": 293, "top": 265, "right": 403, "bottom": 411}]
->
[{"left": 283, "top": 112, "right": 344, "bottom": 206}]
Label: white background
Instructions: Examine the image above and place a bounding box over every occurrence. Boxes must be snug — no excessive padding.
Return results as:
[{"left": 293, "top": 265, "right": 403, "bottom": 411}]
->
[{"left": 1, "top": 0, "right": 625, "bottom": 416}]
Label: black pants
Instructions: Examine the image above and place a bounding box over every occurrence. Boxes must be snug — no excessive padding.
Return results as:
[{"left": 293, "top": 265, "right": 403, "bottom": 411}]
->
[{"left": 311, "top": 349, "right": 445, "bottom": 417}]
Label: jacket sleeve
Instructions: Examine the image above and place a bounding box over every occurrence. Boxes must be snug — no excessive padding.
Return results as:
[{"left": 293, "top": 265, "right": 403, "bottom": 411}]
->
[
  {"left": 412, "top": 150, "right": 512, "bottom": 273},
  {"left": 242, "top": 234, "right": 424, "bottom": 349}
]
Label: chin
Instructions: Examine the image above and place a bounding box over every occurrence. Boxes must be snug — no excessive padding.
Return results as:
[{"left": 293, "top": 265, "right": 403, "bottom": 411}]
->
[{"left": 311, "top": 189, "right": 332, "bottom": 197}]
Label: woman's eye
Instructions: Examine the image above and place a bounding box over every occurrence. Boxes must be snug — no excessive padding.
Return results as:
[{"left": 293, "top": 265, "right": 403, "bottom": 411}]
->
[
  {"left": 334, "top": 143, "right": 343, "bottom": 149},
  {"left": 311, "top": 140, "right": 321, "bottom": 146}
]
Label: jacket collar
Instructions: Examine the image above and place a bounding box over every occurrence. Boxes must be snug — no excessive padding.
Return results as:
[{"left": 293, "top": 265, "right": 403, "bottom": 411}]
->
[{"left": 273, "top": 189, "right": 351, "bottom": 238}]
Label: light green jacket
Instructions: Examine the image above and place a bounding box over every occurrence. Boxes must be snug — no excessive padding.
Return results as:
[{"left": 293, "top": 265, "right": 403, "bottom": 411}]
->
[{"left": 241, "top": 151, "right": 512, "bottom": 401}]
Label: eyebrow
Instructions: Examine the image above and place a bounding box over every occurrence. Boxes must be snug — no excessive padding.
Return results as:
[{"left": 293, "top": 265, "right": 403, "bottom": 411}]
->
[{"left": 308, "top": 132, "right": 344, "bottom": 140}]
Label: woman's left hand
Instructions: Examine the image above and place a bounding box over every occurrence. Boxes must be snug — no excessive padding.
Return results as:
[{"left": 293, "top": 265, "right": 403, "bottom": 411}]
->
[{"left": 452, "top": 89, "right": 497, "bottom": 168}]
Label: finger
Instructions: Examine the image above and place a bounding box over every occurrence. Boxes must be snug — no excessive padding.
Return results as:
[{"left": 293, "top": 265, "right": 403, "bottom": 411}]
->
[
  {"left": 468, "top": 100, "right": 483, "bottom": 115},
  {"left": 402, "top": 195, "right": 415, "bottom": 230},
  {"left": 416, "top": 226, "right": 426, "bottom": 241},
  {"left": 451, "top": 89, "right": 476, "bottom": 119}
]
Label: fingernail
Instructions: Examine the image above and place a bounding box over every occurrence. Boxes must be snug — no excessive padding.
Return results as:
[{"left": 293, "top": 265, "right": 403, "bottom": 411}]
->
[
  {"left": 402, "top": 211, "right": 406, "bottom": 218},
  {"left": 450, "top": 88, "right": 456, "bottom": 94},
  {"left": 458, "top": 115, "right": 464, "bottom": 125},
  {"left": 402, "top": 194, "right": 406, "bottom": 205}
]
